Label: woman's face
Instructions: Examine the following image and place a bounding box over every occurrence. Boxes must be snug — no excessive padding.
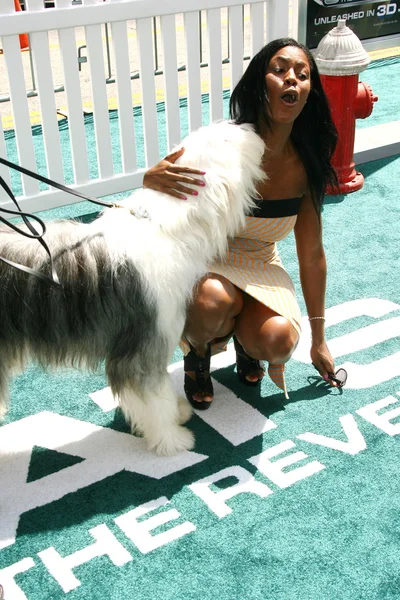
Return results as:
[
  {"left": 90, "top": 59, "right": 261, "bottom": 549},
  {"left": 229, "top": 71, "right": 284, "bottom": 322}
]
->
[{"left": 264, "top": 46, "right": 311, "bottom": 124}]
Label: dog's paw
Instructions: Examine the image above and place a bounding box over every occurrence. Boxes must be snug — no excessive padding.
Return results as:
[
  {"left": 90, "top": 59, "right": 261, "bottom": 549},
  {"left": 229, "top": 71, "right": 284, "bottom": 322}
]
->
[
  {"left": 177, "top": 396, "right": 193, "bottom": 424},
  {"left": 150, "top": 425, "right": 195, "bottom": 456}
]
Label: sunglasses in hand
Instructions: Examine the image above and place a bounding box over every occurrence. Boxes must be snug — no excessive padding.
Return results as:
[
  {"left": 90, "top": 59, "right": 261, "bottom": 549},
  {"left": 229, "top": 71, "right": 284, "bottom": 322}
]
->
[{"left": 312, "top": 364, "right": 348, "bottom": 388}]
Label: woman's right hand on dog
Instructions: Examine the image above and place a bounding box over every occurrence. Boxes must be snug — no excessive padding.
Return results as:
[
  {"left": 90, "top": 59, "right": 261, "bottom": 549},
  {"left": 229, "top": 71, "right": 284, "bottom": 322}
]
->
[{"left": 143, "top": 147, "right": 206, "bottom": 200}]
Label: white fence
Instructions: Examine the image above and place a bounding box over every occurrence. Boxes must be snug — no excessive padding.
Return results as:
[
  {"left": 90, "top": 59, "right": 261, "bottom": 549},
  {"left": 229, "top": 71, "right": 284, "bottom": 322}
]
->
[{"left": 0, "top": 0, "right": 295, "bottom": 214}]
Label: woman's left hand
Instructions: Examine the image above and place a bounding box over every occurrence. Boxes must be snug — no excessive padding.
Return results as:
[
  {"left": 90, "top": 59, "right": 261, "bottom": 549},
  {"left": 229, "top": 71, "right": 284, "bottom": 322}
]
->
[{"left": 310, "top": 340, "right": 337, "bottom": 386}]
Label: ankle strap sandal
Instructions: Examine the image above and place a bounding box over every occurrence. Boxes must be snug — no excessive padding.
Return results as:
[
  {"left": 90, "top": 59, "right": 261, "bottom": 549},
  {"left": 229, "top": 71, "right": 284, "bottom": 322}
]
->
[
  {"left": 184, "top": 343, "right": 214, "bottom": 410},
  {"left": 233, "top": 335, "right": 265, "bottom": 386}
]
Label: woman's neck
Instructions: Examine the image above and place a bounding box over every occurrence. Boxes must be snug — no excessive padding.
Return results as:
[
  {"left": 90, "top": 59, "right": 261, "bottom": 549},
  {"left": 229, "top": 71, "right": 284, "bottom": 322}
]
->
[{"left": 259, "top": 121, "right": 294, "bottom": 156}]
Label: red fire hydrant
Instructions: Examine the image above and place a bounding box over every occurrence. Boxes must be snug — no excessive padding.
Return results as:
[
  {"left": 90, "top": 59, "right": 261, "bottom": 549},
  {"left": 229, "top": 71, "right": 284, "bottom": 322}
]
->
[{"left": 314, "top": 20, "right": 378, "bottom": 194}]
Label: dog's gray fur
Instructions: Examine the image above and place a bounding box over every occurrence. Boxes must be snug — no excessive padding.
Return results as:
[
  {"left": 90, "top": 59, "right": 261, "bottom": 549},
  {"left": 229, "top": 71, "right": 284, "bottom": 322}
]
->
[{"left": 0, "top": 122, "right": 265, "bottom": 454}]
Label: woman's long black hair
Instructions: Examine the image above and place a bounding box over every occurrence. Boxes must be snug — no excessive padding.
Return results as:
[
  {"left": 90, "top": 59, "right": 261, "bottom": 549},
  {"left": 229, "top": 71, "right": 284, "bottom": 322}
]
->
[{"left": 229, "top": 38, "right": 338, "bottom": 213}]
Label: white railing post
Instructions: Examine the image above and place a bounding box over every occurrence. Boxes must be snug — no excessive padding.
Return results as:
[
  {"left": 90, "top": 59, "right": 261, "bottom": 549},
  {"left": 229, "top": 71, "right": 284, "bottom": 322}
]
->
[
  {"left": 160, "top": 14, "right": 181, "bottom": 151},
  {"left": 57, "top": 0, "right": 90, "bottom": 184},
  {"left": 27, "top": 0, "right": 65, "bottom": 186},
  {"left": 83, "top": 0, "right": 114, "bottom": 179},
  {"left": 250, "top": 3, "right": 265, "bottom": 56},
  {"left": 228, "top": 5, "right": 244, "bottom": 92},
  {"left": 109, "top": 0, "right": 137, "bottom": 173},
  {"left": 207, "top": 8, "right": 224, "bottom": 121},
  {"left": 267, "top": 0, "right": 290, "bottom": 42},
  {"left": 184, "top": 10, "right": 203, "bottom": 133},
  {"left": 136, "top": 16, "right": 159, "bottom": 167}
]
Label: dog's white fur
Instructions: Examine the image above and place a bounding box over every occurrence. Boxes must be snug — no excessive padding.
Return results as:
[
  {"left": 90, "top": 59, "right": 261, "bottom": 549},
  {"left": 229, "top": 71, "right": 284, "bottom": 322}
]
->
[{"left": 0, "top": 121, "right": 265, "bottom": 455}]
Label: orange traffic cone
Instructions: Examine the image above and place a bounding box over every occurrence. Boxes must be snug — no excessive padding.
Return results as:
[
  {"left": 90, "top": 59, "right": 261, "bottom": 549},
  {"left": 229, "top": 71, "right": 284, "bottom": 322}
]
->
[{"left": 14, "top": 0, "right": 30, "bottom": 51}]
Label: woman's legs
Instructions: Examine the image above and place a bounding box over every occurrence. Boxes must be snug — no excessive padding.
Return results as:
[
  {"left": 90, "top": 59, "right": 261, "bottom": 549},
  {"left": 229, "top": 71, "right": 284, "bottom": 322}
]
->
[
  {"left": 184, "top": 274, "right": 300, "bottom": 404},
  {"left": 184, "top": 273, "right": 243, "bottom": 404}
]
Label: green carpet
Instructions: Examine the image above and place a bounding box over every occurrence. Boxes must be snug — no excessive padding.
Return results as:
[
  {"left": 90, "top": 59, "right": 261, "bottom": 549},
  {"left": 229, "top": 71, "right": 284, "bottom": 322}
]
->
[{"left": 1, "top": 58, "right": 400, "bottom": 600}]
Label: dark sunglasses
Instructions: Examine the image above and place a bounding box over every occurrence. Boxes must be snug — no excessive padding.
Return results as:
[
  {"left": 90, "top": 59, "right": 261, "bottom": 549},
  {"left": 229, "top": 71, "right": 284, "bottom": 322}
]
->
[{"left": 312, "top": 364, "right": 348, "bottom": 388}]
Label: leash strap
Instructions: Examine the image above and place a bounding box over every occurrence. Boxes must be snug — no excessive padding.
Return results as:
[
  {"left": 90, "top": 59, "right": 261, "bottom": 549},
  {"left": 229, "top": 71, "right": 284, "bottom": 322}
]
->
[
  {"left": 0, "top": 157, "right": 117, "bottom": 286},
  {"left": 0, "top": 156, "right": 115, "bottom": 208},
  {"left": 0, "top": 173, "right": 61, "bottom": 286}
]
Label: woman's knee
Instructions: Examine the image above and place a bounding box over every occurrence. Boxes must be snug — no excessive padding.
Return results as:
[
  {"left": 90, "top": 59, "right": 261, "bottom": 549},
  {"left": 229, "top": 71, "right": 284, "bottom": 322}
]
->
[
  {"left": 186, "top": 275, "right": 243, "bottom": 336},
  {"left": 242, "top": 317, "right": 298, "bottom": 363},
  {"left": 197, "top": 276, "right": 242, "bottom": 315}
]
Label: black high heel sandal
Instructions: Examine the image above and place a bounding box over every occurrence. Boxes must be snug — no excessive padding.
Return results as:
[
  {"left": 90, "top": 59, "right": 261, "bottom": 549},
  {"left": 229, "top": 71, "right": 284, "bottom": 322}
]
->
[
  {"left": 184, "top": 343, "right": 214, "bottom": 410},
  {"left": 233, "top": 335, "right": 265, "bottom": 386}
]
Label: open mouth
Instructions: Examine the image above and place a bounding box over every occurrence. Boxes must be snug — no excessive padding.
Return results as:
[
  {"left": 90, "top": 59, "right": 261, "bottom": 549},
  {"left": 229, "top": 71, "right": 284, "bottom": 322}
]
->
[{"left": 281, "top": 91, "right": 298, "bottom": 105}]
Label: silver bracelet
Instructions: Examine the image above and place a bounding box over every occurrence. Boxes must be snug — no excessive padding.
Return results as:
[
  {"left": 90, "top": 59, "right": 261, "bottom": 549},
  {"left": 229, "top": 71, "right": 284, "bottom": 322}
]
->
[{"left": 308, "top": 316, "right": 325, "bottom": 321}]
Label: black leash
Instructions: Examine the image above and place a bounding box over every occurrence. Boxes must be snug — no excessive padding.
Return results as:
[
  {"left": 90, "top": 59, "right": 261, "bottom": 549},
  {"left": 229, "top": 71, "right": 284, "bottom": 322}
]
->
[{"left": 0, "top": 157, "right": 118, "bottom": 287}]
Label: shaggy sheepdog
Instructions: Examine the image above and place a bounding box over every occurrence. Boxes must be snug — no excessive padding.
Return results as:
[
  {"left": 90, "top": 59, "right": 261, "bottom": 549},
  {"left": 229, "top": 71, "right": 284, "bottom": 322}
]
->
[{"left": 0, "top": 121, "right": 265, "bottom": 455}]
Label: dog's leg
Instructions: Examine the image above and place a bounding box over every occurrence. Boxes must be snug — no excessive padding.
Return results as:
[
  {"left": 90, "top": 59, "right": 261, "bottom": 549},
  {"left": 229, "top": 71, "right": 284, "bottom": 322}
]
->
[
  {"left": 177, "top": 395, "right": 193, "bottom": 425},
  {"left": 118, "top": 375, "right": 195, "bottom": 456},
  {"left": 107, "top": 308, "right": 193, "bottom": 455}
]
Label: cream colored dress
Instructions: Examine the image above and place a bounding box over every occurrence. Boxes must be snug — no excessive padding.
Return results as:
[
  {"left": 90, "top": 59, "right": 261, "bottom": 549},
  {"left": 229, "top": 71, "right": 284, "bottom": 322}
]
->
[{"left": 182, "top": 197, "right": 303, "bottom": 398}]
